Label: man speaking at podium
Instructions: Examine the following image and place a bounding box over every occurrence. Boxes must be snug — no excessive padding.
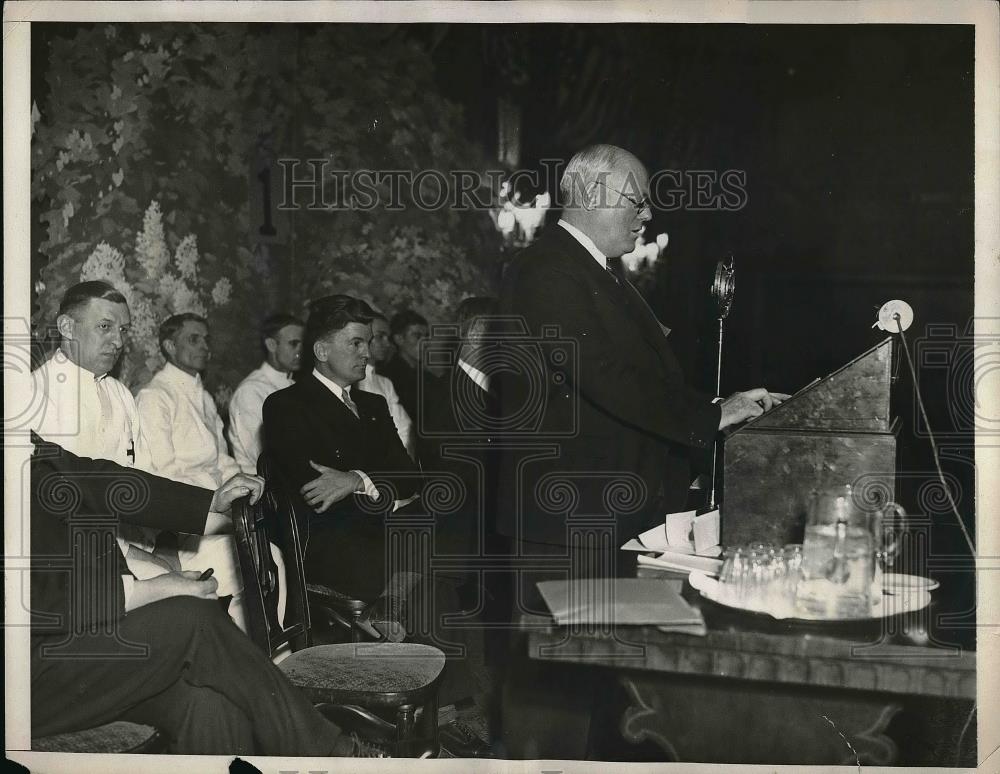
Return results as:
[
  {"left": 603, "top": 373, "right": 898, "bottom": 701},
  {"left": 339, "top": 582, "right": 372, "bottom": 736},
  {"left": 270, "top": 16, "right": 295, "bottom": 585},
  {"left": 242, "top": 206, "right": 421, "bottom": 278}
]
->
[{"left": 496, "top": 144, "right": 786, "bottom": 758}]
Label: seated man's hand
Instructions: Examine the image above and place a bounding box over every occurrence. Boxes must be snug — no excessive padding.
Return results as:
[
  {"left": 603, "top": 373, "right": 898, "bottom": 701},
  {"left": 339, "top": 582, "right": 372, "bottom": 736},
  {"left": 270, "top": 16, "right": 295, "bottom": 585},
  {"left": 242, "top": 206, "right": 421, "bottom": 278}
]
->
[
  {"left": 301, "top": 461, "right": 362, "bottom": 514},
  {"left": 210, "top": 472, "right": 265, "bottom": 513},
  {"left": 126, "top": 570, "right": 219, "bottom": 611},
  {"left": 718, "top": 388, "right": 791, "bottom": 430}
]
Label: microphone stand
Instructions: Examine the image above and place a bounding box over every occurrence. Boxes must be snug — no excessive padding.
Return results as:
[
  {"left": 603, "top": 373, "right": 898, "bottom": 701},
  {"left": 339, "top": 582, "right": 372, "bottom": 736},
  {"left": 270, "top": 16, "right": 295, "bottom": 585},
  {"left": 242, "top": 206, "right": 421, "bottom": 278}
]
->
[{"left": 707, "top": 258, "right": 735, "bottom": 512}]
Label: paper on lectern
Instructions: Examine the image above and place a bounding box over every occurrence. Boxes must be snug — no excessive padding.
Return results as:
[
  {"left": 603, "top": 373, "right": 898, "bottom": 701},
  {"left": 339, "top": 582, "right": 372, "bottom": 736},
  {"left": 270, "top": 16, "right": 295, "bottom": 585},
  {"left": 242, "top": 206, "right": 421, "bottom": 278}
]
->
[
  {"left": 692, "top": 509, "right": 720, "bottom": 553},
  {"left": 621, "top": 509, "right": 720, "bottom": 557}
]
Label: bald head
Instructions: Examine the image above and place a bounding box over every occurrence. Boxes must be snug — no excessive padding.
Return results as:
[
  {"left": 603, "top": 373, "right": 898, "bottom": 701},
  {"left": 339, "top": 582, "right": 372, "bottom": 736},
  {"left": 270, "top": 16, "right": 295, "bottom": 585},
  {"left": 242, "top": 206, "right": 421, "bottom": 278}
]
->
[{"left": 559, "top": 144, "right": 652, "bottom": 258}]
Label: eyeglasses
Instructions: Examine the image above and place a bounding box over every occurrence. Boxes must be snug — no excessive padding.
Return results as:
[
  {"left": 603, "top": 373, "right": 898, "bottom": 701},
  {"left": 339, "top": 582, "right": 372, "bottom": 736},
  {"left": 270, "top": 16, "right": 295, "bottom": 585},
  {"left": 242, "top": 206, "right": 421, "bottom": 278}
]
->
[{"left": 595, "top": 181, "right": 652, "bottom": 214}]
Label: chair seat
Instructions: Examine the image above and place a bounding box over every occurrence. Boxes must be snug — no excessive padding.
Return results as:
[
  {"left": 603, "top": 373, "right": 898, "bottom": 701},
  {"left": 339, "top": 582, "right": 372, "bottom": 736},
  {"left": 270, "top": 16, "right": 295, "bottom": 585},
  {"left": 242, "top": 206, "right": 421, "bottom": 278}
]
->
[
  {"left": 279, "top": 643, "right": 445, "bottom": 705},
  {"left": 307, "top": 582, "right": 368, "bottom": 613},
  {"left": 32, "top": 721, "right": 160, "bottom": 753}
]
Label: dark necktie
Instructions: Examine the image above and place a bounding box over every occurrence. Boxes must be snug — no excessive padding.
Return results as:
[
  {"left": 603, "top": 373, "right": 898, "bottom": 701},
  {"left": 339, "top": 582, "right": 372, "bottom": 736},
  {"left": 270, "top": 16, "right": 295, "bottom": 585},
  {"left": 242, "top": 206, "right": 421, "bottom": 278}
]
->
[{"left": 606, "top": 256, "right": 626, "bottom": 284}]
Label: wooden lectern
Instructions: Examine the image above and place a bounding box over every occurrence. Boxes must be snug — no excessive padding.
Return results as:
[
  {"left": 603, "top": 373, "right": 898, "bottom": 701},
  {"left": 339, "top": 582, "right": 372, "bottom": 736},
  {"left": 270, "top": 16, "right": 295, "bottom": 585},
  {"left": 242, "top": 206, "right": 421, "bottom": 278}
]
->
[{"left": 721, "top": 338, "right": 899, "bottom": 547}]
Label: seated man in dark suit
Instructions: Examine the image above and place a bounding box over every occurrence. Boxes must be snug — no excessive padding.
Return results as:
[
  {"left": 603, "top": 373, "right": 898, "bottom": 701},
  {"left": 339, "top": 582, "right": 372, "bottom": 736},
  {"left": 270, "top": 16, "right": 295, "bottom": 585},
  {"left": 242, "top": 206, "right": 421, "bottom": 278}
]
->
[
  {"left": 261, "top": 295, "right": 422, "bottom": 601},
  {"left": 262, "top": 295, "right": 489, "bottom": 756},
  {"left": 29, "top": 435, "right": 369, "bottom": 756}
]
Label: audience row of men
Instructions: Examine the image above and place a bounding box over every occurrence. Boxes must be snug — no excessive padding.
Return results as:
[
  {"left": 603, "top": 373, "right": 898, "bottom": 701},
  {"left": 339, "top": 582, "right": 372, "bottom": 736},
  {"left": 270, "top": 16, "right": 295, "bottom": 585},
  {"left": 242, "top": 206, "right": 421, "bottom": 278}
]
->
[
  {"left": 28, "top": 144, "right": 783, "bottom": 760},
  {"left": 29, "top": 280, "right": 493, "bottom": 757}
]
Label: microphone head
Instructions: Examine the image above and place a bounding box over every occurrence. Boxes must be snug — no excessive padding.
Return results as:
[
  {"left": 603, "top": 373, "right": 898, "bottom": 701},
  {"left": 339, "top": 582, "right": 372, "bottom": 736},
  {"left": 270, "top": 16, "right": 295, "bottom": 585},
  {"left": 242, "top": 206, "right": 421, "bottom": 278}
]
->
[{"left": 874, "top": 300, "right": 914, "bottom": 332}]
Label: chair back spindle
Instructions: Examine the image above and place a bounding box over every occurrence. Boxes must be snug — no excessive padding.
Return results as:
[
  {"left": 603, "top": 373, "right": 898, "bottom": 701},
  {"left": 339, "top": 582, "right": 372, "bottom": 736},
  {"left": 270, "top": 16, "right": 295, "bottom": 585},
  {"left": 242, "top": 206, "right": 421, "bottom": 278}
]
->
[{"left": 231, "top": 485, "right": 311, "bottom": 656}]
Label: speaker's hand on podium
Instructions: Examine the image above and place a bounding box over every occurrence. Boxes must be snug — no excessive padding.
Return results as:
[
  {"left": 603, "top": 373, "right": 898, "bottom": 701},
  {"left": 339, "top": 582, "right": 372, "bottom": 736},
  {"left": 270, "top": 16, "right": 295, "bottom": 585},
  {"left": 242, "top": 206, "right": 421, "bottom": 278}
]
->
[{"left": 718, "top": 388, "right": 790, "bottom": 430}]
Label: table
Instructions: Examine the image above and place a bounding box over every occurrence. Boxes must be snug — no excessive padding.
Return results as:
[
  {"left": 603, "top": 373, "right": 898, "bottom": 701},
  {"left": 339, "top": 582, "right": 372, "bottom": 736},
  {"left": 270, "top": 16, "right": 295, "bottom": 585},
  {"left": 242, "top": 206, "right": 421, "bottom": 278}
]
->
[{"left": 520, "top": 572, "right": 976, "bottom": 765}]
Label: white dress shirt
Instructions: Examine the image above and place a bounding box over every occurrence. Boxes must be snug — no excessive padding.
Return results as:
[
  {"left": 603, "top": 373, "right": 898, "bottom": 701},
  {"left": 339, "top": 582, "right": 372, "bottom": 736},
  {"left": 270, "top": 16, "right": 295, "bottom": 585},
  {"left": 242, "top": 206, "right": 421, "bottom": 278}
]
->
[
  {"left": 138, "top": 365, "right": 287, "bottom": 632},
  {"left": 228, "top": 361, "right": 294, "bottom": 474},
  {"left": 357, "top": 363, "right": 415, "bottom": 458},
  {"left": 136, "top": 361, "right": 240, "bottom": 489},
  {"left": 558, "top": 218, "right": 608, "bottom": 270},
  {"left": 32, "top": 350, "right": 150, "bottom": 470}
]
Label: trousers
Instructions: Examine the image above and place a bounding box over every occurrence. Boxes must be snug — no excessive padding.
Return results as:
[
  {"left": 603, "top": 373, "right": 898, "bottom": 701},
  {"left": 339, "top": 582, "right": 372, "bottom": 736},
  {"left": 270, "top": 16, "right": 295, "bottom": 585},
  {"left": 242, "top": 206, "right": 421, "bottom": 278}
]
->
[{"left": 31, "top": 596, "right": 341, "bottom": 755}]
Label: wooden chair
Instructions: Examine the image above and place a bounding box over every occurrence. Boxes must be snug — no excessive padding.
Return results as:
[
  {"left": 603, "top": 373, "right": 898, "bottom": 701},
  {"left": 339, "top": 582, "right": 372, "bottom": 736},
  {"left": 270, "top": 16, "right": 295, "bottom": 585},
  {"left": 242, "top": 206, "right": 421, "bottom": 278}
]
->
[
  {"left": 306, "top": 581, "right": 373, "bottom": 641},
  {"left": 307, "top": 574, "right": 416, "bottom": 643},
  {"left": 231, "top": 486, "right": 445, "bottom": 757},
  {"left": 254, "top": 453, "right": 405, "bottom": 643}
]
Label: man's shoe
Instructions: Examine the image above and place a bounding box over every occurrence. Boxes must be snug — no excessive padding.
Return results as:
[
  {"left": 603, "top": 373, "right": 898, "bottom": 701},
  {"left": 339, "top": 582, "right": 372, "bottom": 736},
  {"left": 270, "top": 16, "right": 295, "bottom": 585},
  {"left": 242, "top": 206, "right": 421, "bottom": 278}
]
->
[{"left": 438, "top": 719, "right": 493, "bottom": 758}]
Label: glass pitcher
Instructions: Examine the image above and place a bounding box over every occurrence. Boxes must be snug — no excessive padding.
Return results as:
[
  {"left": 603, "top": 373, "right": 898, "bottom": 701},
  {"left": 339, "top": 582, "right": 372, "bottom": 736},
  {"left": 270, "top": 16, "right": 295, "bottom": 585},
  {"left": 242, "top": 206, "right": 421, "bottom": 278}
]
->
[{"left": 794, "top": 484, "right": 905, "bottom": 619}]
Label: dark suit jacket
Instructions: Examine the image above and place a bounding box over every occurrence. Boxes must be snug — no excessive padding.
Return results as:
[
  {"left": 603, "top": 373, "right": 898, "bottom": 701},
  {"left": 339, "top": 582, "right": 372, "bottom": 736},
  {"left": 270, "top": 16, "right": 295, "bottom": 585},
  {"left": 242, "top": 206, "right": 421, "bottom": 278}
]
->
[
  {"left": 261, "top": 374, "right": 422, "bottom": 598},
  {"left": 497, "top": 224, "right": 721, "bottom": 546},
  {"left": 417, "top": 363, "right": 501, "bottom": 555},
  {"left": 30, "top": 435, "right": 212, "bottom": 648},
  {"left": 262, "top": 374, "right": 420, "bottom": 512}
]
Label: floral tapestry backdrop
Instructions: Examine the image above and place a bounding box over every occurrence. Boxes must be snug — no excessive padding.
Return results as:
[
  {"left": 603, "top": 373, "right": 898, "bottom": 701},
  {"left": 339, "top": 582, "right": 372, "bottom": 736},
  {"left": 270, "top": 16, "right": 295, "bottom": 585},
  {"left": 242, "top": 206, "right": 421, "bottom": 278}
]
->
[
  {"left": 79, "top": 201, "right": 233, "bottom": 388},
  {"left": 288, "top": 26, "right": 498, "bottom": 320},
  {"left": 32, "top": 23, "right": 500, "bottom": 405}
]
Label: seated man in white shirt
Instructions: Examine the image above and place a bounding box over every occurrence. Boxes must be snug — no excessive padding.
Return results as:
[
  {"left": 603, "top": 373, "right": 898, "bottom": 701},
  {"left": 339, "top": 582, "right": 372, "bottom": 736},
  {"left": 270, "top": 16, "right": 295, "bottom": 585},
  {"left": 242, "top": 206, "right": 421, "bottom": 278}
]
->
[
  {"left": 138, "top": 312, "right": 290, "bottom": 631},
  {"left": 32, "top": 282, "right": 252, "bottom": 630},
  {"left": 228, "top": 313, "right": 303, "bottom": 475},
  {"left": 356, "top": 311, "right": 416, "bottom": 459},
  {"left": 33, "top": 282, "right": 147, "bottom": 470},
  {"left": 137, "top": 313, "right": 241, "bottom": 489}
]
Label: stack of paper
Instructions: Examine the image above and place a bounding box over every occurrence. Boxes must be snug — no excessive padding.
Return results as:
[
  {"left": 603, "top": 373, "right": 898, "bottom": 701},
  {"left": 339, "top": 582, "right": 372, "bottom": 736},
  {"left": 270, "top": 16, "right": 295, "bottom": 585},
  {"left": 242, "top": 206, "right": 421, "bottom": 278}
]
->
[
  {"left": 656, "top": 618, "right": 708, "bottom": 636},
  {"left": 621, "top": 509, "right": 722, "bottom": 557},
  {"left": 537, "top": 577, "right": 705, "bottom": 630},
  {"left": 635, "top": 551, "right": 723, "bottom": 576},
  {"left": 620, "top": 509, "right": 724, "bottom": 579}
]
